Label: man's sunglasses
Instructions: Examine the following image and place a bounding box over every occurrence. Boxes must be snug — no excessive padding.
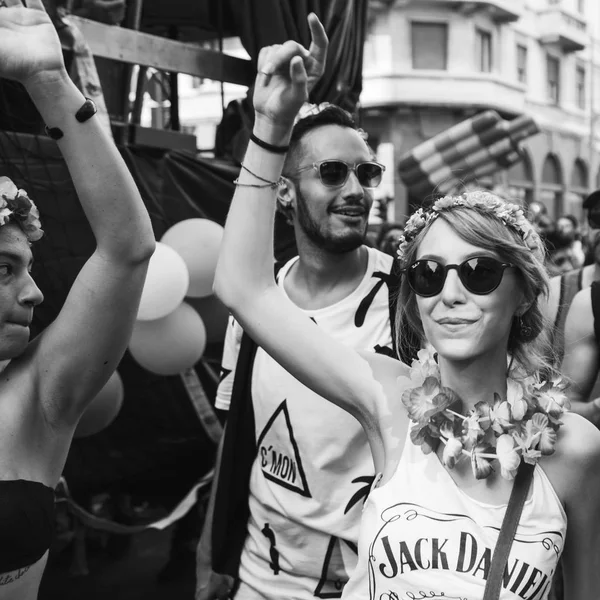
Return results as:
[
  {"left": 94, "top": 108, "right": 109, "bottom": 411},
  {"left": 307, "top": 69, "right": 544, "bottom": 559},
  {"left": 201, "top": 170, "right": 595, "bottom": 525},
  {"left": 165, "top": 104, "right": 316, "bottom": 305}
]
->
[
  {"left": 405, "top": 257, "right": 514, "bottom": 298},
  {"left": 293, "top": 160, "right": 385, "bottom": 188}
]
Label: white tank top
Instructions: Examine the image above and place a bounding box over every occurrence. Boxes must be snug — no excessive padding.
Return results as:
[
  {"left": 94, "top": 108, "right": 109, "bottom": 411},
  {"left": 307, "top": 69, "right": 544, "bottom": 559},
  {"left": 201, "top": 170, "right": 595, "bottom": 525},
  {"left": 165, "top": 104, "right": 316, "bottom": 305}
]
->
[{"left": 342, "top": 433, "right": 567, "bottom": 600}]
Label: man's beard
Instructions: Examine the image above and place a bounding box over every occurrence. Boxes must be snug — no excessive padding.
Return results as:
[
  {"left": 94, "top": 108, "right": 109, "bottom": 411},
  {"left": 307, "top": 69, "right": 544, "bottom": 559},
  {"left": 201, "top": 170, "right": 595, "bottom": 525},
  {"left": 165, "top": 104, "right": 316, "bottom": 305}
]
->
[{"left": 295, "top": 188, "right": 367, "bottom": 254}]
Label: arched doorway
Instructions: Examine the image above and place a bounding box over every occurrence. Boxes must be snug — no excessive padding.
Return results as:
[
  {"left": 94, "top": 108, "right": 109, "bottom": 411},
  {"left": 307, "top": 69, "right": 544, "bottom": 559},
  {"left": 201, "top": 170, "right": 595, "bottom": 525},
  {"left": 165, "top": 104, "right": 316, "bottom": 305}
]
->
[
  {"left": 506, "top": 149, "right": 534, "bottom": 205},
  {"left": 540, "top": 153, "right": 564, "bottom": 219},
  {"left": 566, "top": 158, "right": 588, "bottom": 224}
]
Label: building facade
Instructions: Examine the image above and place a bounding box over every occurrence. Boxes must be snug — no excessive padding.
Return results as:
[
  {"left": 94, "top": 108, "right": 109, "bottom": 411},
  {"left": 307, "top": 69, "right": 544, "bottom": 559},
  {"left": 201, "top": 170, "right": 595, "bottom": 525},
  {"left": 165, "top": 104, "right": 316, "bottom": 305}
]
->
[{"left": 361, "top": 0, "right": 600, "bottom": 223}]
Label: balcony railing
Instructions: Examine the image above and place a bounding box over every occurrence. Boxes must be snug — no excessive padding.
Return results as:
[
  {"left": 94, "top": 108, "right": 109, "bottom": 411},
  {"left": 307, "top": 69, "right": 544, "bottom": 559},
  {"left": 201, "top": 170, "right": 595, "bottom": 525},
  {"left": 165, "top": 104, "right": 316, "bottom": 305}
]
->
[
  {"left": 360, "top": 71, "right": 527, "bottom": 116},
  {"left": 538, "top": 7, "right": 588, "bottom": 52},
  {"left": 425, "top": 1, "right": 521, "bottom": 23}
]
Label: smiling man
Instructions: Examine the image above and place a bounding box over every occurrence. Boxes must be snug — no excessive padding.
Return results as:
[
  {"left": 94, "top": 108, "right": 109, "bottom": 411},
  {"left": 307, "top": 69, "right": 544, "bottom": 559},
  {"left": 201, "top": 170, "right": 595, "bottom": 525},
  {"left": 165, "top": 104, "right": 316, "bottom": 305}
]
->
[{"left": 196, "top": 105, "right": 401, "bottom": 600}]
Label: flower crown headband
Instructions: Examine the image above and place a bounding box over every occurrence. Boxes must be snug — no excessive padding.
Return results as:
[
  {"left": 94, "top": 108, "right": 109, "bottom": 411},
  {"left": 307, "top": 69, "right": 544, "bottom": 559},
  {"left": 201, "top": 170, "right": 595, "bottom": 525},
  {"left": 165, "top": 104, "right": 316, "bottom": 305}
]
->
[
  {"left": 0, "top": 177, "right": 43, "bottom": 242},
  {"left": 396, "top": 191, "right": 541, "bottom": 263}
]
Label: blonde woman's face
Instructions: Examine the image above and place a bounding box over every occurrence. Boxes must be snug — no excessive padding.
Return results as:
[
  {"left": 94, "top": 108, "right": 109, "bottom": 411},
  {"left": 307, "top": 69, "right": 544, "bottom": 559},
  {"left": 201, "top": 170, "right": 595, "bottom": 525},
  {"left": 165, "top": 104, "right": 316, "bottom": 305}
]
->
[{"left": 414, "top": 219, "right": 524, "bottom": 365}]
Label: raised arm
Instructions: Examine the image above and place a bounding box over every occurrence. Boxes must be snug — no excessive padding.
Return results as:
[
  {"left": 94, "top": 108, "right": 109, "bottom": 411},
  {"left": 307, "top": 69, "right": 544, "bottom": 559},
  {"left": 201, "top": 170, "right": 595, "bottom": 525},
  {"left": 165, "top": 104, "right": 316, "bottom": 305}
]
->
[
  {"left": 214, "top": 15, "right": 395, "bottom": 448},
  {"left": 561, "top": 288, "right": 600, "bottom": 426},
  {"left": 0, "top": 0, "right": 154, "bottom": 424}
]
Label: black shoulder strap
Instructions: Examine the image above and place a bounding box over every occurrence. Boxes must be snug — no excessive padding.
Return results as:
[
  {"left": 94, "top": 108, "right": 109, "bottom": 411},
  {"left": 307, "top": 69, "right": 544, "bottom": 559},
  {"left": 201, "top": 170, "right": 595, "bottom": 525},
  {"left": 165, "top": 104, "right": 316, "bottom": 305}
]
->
[
  {"left": 590, "top": 281, "right": 600, "bottom": 345},
  {"left": 552, "top": 269, "right": 583, "bottom": 365},
  {"left": 211, "top": 330, "right": 258, "bottom": 576},
  {"left": 482, "top": 461, "right": 535, "bottom": 600},
  {"left": 211, "top": 261, "right": 285, "bottom": 577}
]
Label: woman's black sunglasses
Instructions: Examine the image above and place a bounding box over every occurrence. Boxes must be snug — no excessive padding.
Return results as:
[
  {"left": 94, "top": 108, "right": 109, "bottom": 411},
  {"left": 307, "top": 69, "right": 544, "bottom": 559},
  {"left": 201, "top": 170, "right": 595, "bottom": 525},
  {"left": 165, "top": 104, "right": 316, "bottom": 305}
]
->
[
  {"left": 405, "top": 257, "right": 514, "bottom": 297},
  {"left": 294, "top": 160, "right": 385, "bottom": 189}
]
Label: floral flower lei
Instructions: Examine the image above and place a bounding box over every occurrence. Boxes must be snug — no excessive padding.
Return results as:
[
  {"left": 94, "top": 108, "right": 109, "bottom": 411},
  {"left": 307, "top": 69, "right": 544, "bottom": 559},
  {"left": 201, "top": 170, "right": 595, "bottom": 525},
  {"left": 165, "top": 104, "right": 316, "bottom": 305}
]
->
[
  {"left": 399, "top": 348, "right": 570, "bottom": 480},
  {"left": 396, "top": 191, "right": 541, "bottom": 262},
  {"left": 0, "top": 177, "right": 43, "bottom": 242}
]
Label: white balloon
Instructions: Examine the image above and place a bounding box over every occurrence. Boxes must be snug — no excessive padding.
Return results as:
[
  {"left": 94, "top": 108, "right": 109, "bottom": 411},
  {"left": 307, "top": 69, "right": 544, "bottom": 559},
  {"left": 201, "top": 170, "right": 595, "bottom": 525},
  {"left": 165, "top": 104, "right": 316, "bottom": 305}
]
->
[
  {"left": 129, "top": 302, "right": 207, "bottom": 376},
  {"left": 137, "top": 242, "right": 189, "bottom": 321},
  {"left": 75, "top": 371, "right": 124, "bottom": 438},
  {"left": 161, "top": 218, "right": 224, "bottom": 298}
]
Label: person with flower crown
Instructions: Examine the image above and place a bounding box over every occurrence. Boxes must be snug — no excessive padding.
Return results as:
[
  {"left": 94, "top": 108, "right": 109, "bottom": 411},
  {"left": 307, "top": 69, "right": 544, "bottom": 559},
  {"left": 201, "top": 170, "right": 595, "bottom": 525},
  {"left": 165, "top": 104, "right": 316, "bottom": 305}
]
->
[
  {"left": 0, "top": 1, "right": 154, "bottom": 597},
  {"left": 213, "top": 13, "right": 600, "bottom": 600}
]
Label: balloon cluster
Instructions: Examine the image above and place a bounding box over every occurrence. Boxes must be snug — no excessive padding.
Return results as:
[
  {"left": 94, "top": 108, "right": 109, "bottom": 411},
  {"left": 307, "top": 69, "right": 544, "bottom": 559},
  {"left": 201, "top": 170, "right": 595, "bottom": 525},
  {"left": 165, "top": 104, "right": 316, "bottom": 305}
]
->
[
  {"left": 129, "top": 218, "right": 227, "bottom": 375},
  {"left": 75, "top": 218, "right": 227, "bottom": 438}
]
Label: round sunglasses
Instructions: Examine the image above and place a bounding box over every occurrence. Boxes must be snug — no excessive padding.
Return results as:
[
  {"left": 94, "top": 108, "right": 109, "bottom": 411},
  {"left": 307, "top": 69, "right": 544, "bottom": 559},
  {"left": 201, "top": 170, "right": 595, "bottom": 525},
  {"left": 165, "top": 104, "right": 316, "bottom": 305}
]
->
[
  {"left": 293, "top": 160, "right": 385, "bottom": 189},
  {"left": 405, "top": 257, "right": 514, "bottom": 297}
]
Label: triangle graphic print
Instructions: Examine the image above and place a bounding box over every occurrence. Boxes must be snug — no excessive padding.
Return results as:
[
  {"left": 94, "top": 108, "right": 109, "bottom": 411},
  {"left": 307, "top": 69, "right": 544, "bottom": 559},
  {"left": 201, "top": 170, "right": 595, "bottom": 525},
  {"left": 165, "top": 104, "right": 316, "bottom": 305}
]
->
[
  {"left": 256, "top": 400, "right": 311, "bottom": 497},
  {"left": 314, "top": 536, "right": 358, "bottom": 598}
]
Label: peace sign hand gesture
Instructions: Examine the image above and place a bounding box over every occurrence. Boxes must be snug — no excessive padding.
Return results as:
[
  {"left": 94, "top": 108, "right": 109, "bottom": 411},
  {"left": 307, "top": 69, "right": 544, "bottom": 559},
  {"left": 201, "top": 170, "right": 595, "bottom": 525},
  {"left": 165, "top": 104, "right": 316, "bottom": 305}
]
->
[
  {"left": 253, "top": 13, "right": 328, "bottom": 131},
  {"left": 0, "top": 0, "right": 65, "bottom": 86}
]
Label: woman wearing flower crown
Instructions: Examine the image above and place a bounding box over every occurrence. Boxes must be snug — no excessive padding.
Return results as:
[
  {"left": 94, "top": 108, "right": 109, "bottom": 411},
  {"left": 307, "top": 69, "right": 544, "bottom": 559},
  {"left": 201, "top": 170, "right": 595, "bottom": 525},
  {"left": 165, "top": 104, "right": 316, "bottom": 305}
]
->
[
  {"left": 214, "top": 15, "right": 600, "bottom": 600},
  {"left": 0, "top": 1, "right": 154, "bottom": 597}
]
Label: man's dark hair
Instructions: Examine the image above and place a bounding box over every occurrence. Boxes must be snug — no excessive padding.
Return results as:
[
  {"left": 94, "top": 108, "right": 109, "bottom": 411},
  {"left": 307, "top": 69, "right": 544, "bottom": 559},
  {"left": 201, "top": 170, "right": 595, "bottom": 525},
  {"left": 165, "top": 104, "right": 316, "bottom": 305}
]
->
[{"left": 283, "top": 105, "right": 360, "bottom": 174}]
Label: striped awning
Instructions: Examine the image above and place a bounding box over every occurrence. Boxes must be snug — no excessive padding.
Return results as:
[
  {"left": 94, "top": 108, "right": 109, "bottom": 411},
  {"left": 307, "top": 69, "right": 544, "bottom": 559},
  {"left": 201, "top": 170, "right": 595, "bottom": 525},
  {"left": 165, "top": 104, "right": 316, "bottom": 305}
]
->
[{"left": 398, "top": 110, "right": 540, "bottom": 200}]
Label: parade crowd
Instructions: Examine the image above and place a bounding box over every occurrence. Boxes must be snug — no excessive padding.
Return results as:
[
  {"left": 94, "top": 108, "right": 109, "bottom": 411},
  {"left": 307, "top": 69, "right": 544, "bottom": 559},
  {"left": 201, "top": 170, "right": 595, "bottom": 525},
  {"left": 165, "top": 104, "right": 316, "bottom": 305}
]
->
[{"left": 1, "top": 3, "right": 600, "bottom": 600}]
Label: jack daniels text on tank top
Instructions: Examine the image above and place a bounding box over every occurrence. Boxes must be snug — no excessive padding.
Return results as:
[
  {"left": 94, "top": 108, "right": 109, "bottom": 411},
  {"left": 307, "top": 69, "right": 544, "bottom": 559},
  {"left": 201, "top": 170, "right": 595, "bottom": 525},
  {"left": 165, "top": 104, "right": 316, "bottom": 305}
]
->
[{"left": 364, "top": 498, "right": 562, "bottom": 600}]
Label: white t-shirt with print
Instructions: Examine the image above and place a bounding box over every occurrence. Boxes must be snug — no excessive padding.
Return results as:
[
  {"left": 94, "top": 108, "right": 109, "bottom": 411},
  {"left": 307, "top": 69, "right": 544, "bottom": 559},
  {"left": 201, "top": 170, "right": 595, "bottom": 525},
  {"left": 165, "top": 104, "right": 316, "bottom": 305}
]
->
[{"left": 215, "top": 247, "right": 395, "bottom": 600}]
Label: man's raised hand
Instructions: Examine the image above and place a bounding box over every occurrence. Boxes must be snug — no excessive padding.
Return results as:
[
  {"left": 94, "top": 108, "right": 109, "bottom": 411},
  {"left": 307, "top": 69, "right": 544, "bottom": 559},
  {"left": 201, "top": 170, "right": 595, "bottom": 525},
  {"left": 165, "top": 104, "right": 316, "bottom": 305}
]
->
[{"left": 253, "top": 13, "right": 329, "bottom": 129}]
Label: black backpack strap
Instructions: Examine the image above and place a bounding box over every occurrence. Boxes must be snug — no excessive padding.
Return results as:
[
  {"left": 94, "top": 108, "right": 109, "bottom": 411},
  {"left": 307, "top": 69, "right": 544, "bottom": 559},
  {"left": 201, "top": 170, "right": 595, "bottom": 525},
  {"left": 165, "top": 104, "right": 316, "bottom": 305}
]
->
[
  {"left": 591, "top": 281, "right": 600, "bottom": 345},
  {"left": 212, "top": 330, "right": 258, "bottom": 576}
]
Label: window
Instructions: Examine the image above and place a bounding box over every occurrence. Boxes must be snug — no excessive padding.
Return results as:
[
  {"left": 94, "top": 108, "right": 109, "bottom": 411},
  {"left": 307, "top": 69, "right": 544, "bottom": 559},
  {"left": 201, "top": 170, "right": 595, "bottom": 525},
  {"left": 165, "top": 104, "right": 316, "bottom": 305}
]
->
[
  {"left": 576, "top": 64, "right": 586, "bottom": 109},
  {"left": 411, "top": 22, "right": 448, "bottom": 70},
  {"left": 516, "top": 44, "right": 528, "bottom": 84},
  {"left": 547, "top": 55, "right": 560, "bottom": 104},
  {"left": 476, "top": 29, "right": 492, "bottom": 73}
]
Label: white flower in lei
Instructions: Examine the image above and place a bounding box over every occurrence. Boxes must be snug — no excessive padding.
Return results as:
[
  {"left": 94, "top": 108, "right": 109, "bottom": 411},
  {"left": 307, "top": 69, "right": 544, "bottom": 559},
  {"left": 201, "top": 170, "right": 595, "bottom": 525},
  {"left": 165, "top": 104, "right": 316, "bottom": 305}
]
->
[
  {"left": 399, "top": 353, "right": 570, "bottom": 480},
  {"left": 396, "top": 191, "right": 542, "bottom": 263}
]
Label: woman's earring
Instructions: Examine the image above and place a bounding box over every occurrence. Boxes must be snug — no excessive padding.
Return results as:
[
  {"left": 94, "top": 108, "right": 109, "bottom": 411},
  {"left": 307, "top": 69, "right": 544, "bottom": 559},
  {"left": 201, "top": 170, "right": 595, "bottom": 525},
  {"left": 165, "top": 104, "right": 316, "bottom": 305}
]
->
[{"left": 518, "top": 316, "right": 533, "bottom": 340}]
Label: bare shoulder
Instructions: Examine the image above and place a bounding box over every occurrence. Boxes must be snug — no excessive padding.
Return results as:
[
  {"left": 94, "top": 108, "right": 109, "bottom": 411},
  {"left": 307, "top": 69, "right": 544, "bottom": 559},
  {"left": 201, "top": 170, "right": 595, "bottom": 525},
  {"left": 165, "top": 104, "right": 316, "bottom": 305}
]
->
[
  {"left": 559, "top": 412, "right": 600, "bottom": 463},
  {"left": 543, "top": 412, "right": 600, "bottom": 501},
  {"left": 565, "top": 286, "right": 593, "bottom": 334}
]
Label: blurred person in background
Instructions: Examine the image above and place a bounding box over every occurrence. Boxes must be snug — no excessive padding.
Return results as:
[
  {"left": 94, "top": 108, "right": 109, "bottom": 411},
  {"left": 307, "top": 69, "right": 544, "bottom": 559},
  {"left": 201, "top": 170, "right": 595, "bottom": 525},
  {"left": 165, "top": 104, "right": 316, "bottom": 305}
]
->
[
  {"left": 375, "top": 221, "right": 404, "bottom": 257},
  {"left": 544, "top": 191, "right": 600, "bottom": 367},
  {"left": 553, "top": 192, "right": 600, "bottom": 428},
  {"left": 555, "top": 214, "right": 585, "bottom": 268}
]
